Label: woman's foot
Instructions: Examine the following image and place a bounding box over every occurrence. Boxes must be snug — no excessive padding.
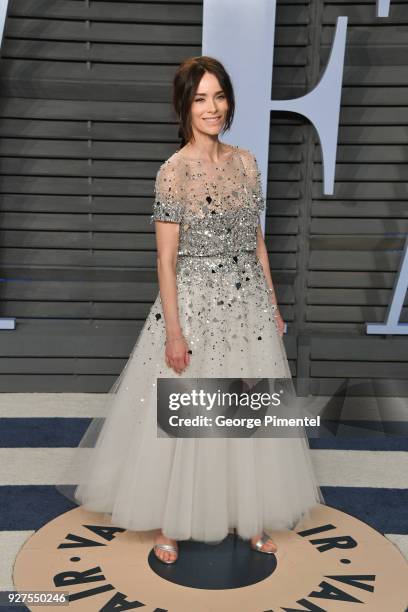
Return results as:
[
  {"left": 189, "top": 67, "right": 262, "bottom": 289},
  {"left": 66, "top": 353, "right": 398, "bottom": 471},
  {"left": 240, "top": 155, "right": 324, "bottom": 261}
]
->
[
  {"left": 250, "top": 532, "right": 278, "bottom": 553},
  {"left": 153, "top": 531, "right": 178, "bottom": 564}
]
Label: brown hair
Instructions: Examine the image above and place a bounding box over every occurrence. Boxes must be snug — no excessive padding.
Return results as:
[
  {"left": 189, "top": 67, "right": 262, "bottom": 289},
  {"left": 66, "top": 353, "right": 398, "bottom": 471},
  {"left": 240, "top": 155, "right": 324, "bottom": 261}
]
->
[{"left": 172, "top": 56, "right": 235, "bottom": 149}]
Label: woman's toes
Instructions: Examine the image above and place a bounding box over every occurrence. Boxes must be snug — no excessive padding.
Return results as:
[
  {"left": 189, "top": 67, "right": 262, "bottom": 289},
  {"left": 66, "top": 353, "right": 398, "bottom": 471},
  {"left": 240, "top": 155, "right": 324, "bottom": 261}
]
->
[
  {"left": 154, "top": 540, "right": 178, "bottom": 562},
  {"left": 251, "top": 533, "right": 277, "bottom": 552},
  {"left": 154, "top": 529, "right": 178, "bottom": 562},
  {"left": 263, "top": 539, "right": 277, "bottom": 552}
]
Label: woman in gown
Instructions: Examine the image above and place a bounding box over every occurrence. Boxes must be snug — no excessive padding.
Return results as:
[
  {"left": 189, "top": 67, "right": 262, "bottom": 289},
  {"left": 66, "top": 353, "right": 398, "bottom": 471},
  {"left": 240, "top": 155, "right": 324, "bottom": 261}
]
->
[{"left": 56, "top": 55, "right": 324, "bottom": 565}]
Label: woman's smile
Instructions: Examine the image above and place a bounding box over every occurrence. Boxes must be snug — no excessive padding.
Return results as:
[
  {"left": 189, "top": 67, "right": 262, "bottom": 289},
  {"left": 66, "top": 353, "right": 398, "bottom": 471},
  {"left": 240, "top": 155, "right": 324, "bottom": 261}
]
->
[{"left": 203, "top": 116, "right": 222, "bottom": 123}]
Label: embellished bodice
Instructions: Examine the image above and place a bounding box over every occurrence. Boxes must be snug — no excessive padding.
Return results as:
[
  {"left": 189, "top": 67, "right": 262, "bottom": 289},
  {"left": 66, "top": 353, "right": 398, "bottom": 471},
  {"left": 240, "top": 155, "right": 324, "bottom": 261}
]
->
[{"left": 150, "top": 145, "right": 265, "bottom": 257}]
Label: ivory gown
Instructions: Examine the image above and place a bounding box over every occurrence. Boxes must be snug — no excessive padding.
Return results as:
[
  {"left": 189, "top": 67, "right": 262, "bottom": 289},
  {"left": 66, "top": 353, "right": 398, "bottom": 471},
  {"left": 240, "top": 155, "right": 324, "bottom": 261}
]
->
[{"left": 57, "top": 143, "right": 324, "bottom": 543}]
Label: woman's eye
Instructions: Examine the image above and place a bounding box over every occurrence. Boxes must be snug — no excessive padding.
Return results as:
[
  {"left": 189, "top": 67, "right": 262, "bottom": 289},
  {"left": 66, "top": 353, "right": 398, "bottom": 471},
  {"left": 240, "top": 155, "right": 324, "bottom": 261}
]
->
[{"left": 195, "top": 95, "right": 225, "bottom": 102}]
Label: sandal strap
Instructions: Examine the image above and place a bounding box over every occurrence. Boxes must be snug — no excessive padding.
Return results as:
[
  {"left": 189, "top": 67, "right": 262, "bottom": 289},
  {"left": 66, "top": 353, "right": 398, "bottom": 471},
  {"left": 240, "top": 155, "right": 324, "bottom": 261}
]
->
[
  {"left": 154, "top": 543, "right": 178, "bottom": 554},
  {"left": 254, "top": 532, "right": 274, "bottom": 550}
]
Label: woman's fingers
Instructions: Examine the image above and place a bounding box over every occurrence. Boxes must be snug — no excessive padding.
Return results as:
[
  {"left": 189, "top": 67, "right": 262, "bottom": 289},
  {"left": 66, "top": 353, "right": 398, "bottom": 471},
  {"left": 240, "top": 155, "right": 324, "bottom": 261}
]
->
[
  {"left": 165, "top": 337, "right": 191, "bottom": 374},
  {"left": 166, "top": 353, "right": 189, "bottom": 374},
  {"left": 174, "top": 356, "right": 186, "bottom": 371}
]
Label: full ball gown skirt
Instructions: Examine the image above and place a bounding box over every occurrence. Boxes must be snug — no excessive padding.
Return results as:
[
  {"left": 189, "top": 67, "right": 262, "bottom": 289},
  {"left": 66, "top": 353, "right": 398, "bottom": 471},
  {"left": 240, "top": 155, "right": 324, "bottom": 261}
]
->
[{"left": 57, "top": 145, "right": 324, "bottom": 543}]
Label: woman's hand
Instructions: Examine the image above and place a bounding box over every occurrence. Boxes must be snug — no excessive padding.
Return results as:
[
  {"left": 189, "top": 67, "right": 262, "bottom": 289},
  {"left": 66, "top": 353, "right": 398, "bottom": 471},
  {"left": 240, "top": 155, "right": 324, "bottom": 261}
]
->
[{"left": 165, "top": 335, "right": 191, "bottom": 374}]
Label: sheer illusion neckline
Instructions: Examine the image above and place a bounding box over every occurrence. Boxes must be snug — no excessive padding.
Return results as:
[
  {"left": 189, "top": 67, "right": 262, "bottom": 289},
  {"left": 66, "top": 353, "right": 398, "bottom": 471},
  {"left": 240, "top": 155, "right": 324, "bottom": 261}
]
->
[{"left": 176, "top": 144, "right": 237, "bottom": 165}]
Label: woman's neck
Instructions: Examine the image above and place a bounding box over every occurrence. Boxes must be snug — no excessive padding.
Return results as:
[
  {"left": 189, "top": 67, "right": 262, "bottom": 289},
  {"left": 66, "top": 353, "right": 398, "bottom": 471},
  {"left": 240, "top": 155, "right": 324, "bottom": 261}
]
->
[{"left": 182, "top": 140, "right": 228, "bottom": 163}]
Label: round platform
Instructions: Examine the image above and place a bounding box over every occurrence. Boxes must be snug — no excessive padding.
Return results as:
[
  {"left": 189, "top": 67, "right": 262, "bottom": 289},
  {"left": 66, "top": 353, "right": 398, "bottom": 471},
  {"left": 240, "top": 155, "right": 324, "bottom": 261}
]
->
[{"left": 13, "top": 503, "right": 407, "bottom": 611}]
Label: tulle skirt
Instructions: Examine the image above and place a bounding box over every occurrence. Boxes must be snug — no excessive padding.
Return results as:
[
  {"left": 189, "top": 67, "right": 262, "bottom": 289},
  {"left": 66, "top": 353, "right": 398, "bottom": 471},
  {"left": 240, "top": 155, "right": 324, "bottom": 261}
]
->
[{"left": 57, "top": 251, "right": 324, "bottom": 543}]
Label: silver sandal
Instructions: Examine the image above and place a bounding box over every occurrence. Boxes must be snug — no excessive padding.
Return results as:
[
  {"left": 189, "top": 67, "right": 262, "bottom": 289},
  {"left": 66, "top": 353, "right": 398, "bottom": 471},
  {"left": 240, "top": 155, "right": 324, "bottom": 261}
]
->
[
  {"left": 250, "top": 531, "right": 278, "bottom": 554},
  {"left": 153, "top": 542, "right": 179, "bottom": 564}
]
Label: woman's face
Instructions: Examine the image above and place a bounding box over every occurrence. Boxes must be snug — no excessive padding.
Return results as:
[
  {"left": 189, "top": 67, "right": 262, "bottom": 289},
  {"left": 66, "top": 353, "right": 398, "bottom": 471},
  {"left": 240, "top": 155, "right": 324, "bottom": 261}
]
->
[{"left": 189, "top": 72, "right": 228, "bottom": 139}]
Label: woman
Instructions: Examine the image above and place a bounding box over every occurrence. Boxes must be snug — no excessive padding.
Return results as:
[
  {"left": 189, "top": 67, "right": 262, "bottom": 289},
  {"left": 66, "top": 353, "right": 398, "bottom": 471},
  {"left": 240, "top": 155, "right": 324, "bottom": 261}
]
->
[{"left": 57, "top": 56, "right": 324, "bottom": 565}]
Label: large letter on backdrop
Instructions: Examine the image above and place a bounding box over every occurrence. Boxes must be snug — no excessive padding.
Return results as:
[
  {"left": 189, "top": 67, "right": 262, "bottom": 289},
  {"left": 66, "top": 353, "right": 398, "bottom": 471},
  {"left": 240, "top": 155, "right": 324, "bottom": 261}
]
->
[
  {"left": 202, "top": 0, "right": 406, "bottom": 335},
  {"left": 202, "top": 0, "right": 347, "bottom": 220},
  {"left": 366, "top": 236, "right": 408, "bottom": 334},
  {"left": 377, "top": 0, "right": 391, "bottom": 17},
  {"left": 0, "top": 0, "right": 14, "bottom": 330},
  {"left": 368, "top": 0, "right": 407, "bottom": 333}
]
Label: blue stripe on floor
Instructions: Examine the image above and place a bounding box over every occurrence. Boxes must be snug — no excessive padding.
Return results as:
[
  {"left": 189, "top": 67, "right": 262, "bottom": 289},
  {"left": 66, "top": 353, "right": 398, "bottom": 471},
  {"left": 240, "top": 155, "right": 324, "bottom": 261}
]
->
[
  {"left": 308, "top": 437, "right": 408, "bottom": 450},
  {"left": 0, "top": 486, "right": 406, "bottom": 536},
  {"left": 0, "top": 486, "right": 77, "bottom": 530},
  {"left": 0, "top": 418, "right": 93, "bottom": 447},
  {"left": 0, "top": 418, "right": 407, "bottom": 449},
  {"left": 320, "top": 487, "right": 408, "bottom": 537}
]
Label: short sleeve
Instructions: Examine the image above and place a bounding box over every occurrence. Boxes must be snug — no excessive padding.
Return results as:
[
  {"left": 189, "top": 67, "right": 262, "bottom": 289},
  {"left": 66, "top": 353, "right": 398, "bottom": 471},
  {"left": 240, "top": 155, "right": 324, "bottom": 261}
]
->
[
  {"left": 150, "top": 159, "right": 184, "bottom": 224},
  {"left": 240, "top": 149, "right": 266, "bottom": 213}
]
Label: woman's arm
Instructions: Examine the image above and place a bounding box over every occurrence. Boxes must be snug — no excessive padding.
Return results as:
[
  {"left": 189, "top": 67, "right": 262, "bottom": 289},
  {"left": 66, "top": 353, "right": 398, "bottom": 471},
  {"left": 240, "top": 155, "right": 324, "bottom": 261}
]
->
[
  {"left": 151, "top": 160, "right": 190, "bottom": 372},
  {"left": 256, "top": 223, "right": 278, "bottom": 306},
  {"left": 256, "top": 222, "right": 285, "bottom": 336},
  {"left": 154, "top": 219, "right": 190, "bottom": 373},
  {"left": 154, "top": 220, "right": 183, "bottom": 340}
]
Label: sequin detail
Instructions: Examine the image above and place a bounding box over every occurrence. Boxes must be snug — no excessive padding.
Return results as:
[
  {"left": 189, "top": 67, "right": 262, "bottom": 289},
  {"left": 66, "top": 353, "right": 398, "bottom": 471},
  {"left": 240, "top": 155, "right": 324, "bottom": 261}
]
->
[
  {"left": 148, "top": 145, "right": 282, "bottom": 373},
  {"left": 150, "top": 145, "right": 266, "bottom": 256},
  {"left": 147, "top": 250, "right": 281, "bottom": 374}
]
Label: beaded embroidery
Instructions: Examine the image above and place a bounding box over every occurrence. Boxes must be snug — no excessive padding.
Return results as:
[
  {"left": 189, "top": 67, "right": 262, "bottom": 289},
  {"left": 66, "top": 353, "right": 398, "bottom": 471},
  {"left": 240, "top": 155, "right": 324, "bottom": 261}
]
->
[
  {"left": 148, "top": 144, "right": 281, "bottom": 359},
  {"left": 150, "top": 145, "right": 265, "bottom": 256}
]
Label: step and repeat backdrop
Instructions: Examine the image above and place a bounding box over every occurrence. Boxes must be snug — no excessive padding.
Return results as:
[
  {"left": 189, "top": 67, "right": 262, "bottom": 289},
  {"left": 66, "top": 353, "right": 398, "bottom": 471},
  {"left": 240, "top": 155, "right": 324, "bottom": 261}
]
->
[{"left": 0, "top": 0, "right": 406, "bottom": 394}]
